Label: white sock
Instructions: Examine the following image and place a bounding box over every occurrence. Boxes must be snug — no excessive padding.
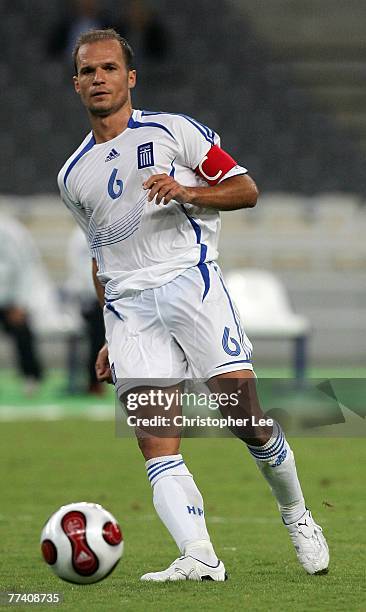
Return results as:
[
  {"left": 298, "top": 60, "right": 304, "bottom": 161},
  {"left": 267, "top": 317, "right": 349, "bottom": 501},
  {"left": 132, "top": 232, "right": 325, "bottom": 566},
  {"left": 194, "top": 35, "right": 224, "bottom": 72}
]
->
[
  {"left": 247, "top": 422, "right": 306, "bottom": 524},
  {"left": 146, "top": 454, "right": 218, "bottom": 565}
]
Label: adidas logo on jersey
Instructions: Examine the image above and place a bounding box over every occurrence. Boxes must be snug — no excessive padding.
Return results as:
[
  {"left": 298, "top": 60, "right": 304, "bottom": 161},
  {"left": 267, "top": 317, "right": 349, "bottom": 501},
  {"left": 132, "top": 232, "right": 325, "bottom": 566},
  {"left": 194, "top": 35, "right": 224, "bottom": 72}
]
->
[{"left": 105, "top": 148, "right": 120, "bottom": 162}]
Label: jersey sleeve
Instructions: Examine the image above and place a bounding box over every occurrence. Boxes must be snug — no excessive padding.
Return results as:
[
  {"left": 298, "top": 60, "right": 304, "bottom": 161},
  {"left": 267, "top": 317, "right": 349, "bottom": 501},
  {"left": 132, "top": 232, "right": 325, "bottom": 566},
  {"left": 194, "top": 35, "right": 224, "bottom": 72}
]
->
[
  {"left": 174, "top": 115, "right": 221, "bottom": 169},
  {"left": 174, "top": 115, "right": 247, "bottom": 186}
]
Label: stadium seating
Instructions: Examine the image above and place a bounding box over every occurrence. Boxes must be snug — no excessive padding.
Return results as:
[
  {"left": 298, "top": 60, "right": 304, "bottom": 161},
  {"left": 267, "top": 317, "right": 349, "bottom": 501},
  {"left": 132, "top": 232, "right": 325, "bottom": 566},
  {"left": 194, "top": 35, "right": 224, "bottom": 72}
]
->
[{"left": 225, "top": 269, "right": 310, "bottom": 382}]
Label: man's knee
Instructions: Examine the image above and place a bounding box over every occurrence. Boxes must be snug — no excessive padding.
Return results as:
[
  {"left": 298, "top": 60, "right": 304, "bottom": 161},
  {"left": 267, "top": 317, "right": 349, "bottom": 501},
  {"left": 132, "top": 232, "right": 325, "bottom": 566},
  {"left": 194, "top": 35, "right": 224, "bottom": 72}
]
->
[{"left": 137, "top": 435, "right": 181, "bottom": 460}]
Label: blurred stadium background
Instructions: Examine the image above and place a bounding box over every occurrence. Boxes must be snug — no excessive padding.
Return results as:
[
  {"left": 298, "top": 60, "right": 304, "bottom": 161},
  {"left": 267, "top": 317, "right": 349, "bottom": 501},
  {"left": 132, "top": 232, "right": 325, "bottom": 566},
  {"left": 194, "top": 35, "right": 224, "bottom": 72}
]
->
[{"left": 0, "top": 0, "right": 365, "bottom": 392}]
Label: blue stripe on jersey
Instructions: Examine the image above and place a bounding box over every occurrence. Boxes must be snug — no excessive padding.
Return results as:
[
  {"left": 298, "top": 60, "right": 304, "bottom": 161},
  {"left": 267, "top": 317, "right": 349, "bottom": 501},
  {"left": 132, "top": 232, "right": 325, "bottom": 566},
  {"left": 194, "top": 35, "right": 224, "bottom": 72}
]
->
[
  {"left": 215, "top": 359, "right": 252, "bottom": 369},
  {"left": 90, "top": 194, "right": 147, "bottom": 248},
  {"left": 91, "top": 223, "right": 140, "bottom": 251},
  {"left": 95, "top": 197, "right": 145, "bottom": 239},
  {"left": 169, "top": 158, "right": 176, "bottom": 177},
  {"left": 91, "top": 208, "right": 144, "bottom": 247},
  {"left": 63, "top": 134, "right": 95, "bottom": 187},
  {"left": 180, "top": 205, "right": 210, "bottom": 301},
  {"left": 141, "top": 110, "right": 215, "bottom": 145},
  {"left": 180, "top": 114, "right": 215, "bottom": 144},
  {"left": 92, "top": 244, "right": 105, "bottom": 273},
  {"left": 181, "top": 205, "right": 201, "bottom": 243},
  {"left": 181, "top": 205, "right": 207, "bottom": 264},
  {"left": 128, "top": 115, "right": 176, "bottom": 140},
  {"left": 199, "top": 243, "right": 207, "bottom": 264}
]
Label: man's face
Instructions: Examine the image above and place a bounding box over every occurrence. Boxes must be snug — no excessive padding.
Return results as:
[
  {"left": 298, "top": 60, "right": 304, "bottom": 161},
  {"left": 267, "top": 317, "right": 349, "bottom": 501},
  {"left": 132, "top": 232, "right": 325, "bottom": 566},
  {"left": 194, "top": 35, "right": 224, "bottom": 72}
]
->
[{"left": 73, "top": 39, "right": 136, "bottom": 117}]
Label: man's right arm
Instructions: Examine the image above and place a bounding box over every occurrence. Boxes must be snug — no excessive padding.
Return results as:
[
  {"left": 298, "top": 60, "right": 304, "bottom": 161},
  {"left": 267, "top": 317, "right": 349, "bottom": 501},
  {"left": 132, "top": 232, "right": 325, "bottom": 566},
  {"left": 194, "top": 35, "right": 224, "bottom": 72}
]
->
[{"left": 92, "top": 258, "right": 105, "bottom": 307}]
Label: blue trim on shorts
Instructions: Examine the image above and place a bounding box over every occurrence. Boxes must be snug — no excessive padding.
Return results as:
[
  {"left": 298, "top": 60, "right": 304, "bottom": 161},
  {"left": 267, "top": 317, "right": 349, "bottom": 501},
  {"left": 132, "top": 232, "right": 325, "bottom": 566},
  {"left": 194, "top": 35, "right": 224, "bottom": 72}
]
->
[
  {"left": 105, "top": 303, "right": 124, "bottom": 320},
  {"left": 213, "top": 265, "right": 252, "bottom": 360},
  {"left": 215, "top": 359, "right": 252, "bottom": 369},
  {"left": 214, "top": 267, "right": 243, "bottom": 349}
]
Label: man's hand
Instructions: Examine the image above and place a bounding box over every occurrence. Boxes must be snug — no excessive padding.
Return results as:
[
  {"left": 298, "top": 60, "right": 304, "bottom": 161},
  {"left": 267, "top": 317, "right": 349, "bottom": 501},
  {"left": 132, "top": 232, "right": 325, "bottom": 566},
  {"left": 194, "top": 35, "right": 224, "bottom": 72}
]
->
[
  {"left": 143, "top": 174, "right": 193, "bottom": 205},
  {"left": 95, "top": 342, "right": 113, "bottom": 384},
  {"left": 143, "top": 173, "right": 258, "bottom": 211},
  {"left": 5, "top": 306, "right": 27, "bottom": 326}
]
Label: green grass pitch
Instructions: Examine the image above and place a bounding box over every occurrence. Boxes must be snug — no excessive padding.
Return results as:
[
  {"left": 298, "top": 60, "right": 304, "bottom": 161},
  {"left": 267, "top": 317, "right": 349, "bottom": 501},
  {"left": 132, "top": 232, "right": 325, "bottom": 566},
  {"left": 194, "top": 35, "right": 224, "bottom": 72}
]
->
[{"left": 0, "top": 417, "right": 365, "bottom": 612}]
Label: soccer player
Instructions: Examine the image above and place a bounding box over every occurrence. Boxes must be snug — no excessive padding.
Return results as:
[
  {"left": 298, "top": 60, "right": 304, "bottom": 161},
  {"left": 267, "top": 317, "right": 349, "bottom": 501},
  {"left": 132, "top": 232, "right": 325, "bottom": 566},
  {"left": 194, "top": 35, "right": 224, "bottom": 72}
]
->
[{"left": 58, "top": 28, "right": 329, "bottom": 581}]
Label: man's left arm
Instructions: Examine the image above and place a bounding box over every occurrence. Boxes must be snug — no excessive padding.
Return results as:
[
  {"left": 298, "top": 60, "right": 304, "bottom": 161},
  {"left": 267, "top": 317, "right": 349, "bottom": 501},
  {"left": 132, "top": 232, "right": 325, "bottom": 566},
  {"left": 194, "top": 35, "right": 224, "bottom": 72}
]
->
[{"left": 143, "top": 173, "right": 258, "bottom": 211}]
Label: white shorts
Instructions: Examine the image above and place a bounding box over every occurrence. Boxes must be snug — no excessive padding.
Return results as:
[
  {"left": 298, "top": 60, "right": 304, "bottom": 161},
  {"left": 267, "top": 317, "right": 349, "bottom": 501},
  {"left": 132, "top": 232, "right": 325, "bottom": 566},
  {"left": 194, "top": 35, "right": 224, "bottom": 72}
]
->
[{"left": 104, "top": 262, "right": 253, "bottom": 395}]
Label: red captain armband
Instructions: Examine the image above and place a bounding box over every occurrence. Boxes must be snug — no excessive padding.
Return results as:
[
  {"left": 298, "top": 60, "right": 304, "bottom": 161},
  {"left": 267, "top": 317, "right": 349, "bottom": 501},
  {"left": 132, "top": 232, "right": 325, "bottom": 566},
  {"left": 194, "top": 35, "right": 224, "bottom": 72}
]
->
[{"left": 194, "top": 145, "right": 238, "bottom": 186}]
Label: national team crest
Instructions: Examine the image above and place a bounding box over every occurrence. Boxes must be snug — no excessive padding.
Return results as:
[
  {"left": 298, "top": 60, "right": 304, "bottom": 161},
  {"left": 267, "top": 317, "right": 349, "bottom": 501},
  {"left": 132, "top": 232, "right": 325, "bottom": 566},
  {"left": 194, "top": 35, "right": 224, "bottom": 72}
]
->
[{"left": 137, "top": 142, "right": 154, "bottom": 169}]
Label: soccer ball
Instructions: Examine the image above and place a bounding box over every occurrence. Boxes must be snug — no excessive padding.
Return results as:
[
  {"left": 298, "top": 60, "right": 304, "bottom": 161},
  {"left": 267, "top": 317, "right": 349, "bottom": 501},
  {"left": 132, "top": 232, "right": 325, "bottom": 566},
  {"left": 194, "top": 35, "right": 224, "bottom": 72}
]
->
[{"left": 40, "top": 502, "right": 123, "bottom": 584}]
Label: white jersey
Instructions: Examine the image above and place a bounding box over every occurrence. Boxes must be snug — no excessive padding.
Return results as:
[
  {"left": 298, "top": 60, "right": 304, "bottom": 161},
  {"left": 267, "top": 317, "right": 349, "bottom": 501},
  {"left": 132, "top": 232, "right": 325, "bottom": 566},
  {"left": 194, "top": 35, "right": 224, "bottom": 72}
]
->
[{"left": 58, "top": 109, "right": 247, "bottom": 301}]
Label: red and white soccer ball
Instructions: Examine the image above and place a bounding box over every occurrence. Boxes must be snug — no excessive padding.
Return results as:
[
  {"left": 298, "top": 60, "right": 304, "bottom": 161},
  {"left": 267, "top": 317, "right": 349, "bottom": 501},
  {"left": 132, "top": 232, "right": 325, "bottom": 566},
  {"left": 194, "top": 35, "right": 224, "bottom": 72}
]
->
[{"left": 40, "top": 502, "right": 123, "bottom": 584}]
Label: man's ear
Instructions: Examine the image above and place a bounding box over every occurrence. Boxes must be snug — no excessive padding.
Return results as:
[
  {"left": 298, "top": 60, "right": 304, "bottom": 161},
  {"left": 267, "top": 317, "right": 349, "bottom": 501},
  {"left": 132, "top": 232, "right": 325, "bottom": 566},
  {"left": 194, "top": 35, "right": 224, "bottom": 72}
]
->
[
  {"left": 73, "top": 75, "right": 80, "bottom": 94},
  {"left": 128, "top": 70, "right": 137, "bottom": 90}
]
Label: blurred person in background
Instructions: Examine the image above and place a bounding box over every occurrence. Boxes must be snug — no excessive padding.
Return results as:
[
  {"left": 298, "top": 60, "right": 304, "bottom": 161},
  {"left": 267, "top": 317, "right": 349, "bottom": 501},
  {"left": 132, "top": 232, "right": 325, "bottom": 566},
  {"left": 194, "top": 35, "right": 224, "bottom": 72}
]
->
[
  {"left": 0, "top": 214, "right": 44, "bottom": 394},
  {"left": 47, "top": 0, "right": 104, "bottom": 62},
  {"left": 66, "top": 227, "right": 106, "bottom": 395},
  {"left": 48, "top": 0, "right": 169, "bottom": 66},
  {"left": 109, "top": 0, "right": 170, "bottom": 63}
]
